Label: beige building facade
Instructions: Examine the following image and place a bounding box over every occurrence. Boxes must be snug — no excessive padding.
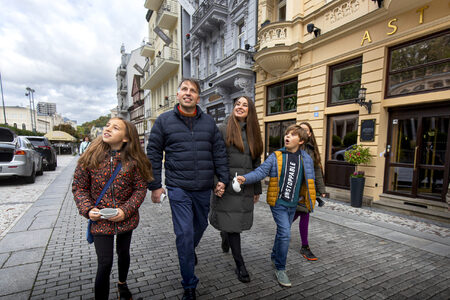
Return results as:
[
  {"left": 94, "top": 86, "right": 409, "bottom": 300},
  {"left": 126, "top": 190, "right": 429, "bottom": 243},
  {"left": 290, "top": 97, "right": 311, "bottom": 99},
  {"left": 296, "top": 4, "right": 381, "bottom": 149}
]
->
[
  {"left": 142, "top": 0, "right": 182, "bottom": 138},
  {"left": 253, "top": 0, "right": 450, "bottom": 221},
  {"left": 1, "top": 106, "right": 65, "bottom": 134}
]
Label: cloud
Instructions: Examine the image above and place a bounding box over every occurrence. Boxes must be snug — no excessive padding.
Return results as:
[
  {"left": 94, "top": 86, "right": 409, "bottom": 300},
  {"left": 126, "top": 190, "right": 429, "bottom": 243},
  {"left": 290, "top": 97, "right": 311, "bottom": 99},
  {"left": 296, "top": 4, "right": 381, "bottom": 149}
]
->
[{"left": 0, "top": 0, "right": 147, "bottom": 124}]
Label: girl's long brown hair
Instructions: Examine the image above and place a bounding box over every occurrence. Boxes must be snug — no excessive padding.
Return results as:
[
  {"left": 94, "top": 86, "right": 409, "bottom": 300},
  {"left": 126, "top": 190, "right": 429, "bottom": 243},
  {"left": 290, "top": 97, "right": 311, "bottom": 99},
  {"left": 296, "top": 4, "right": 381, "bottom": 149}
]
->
[
  {"left": 78, "top": 117, "right": 153, "bottom": 182},
  {"left": 300, "top": 121, "right": 323, "bottom": 173},
  {"left": 226, "top": 96, "right": 263, "bottom": 159}
]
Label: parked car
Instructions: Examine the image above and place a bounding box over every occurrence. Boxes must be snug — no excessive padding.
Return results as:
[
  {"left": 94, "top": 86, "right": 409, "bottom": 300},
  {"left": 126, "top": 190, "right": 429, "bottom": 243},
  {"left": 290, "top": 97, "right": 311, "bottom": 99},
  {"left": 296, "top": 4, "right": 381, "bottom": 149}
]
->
[
  {"left": 22, "top": 136, "right": 57, "bottom": 171},
  {"left": 0, "top": 128, "right": 43, "bottom": 183},
  {"left": 333, "top": 144, "right": 356, "bottom": 161}
]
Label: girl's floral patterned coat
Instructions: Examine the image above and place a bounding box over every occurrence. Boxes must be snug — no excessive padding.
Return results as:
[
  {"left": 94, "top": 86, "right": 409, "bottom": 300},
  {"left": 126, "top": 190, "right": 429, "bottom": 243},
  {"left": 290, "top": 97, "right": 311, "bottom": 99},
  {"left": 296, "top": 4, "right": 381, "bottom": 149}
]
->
[{"left": 72, "top": 152, "right": 147, "bottom": 235}]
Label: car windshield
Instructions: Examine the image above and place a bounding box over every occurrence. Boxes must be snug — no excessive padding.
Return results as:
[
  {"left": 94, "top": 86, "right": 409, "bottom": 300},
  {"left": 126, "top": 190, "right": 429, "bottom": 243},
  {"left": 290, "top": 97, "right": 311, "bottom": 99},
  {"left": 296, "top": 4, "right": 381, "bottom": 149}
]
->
[{"left": 27, "top": 138, "right": 46, "bottom": 147}]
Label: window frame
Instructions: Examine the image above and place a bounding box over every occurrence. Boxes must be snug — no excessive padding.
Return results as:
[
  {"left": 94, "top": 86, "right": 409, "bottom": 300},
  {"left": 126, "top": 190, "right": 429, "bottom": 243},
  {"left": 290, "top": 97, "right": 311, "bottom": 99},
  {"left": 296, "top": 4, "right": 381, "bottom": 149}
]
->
[
  {"left": 277, "top": 0, "right": 286, "bottom": 21},
  {"left": 237, "top": 22, "right": 245, "bottom": 49},
  {"left": 327, "top": 57, "right": 363, "bottom": 107},
  {"left": 266, "top": 78, "right": 298, "bottom": 116},
  {"left": 207, "top": 103, "right": 226, "bottom": 124},
  {"left": 264, "top": 119, "right": 296, "bottom": 158},
  {"left": 385, "top": 29, "right": 450, "bottom": 98}
]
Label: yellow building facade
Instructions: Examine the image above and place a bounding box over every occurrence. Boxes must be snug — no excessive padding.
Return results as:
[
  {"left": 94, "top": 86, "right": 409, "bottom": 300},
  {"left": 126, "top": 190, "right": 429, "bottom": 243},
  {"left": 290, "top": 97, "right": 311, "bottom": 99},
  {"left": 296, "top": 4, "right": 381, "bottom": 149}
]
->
[
  {"left": 142, "top": 0, "right": 182, "bottom": 127},
  {"left": 253, "top": 0, "right": 450, "bottom": 221}
]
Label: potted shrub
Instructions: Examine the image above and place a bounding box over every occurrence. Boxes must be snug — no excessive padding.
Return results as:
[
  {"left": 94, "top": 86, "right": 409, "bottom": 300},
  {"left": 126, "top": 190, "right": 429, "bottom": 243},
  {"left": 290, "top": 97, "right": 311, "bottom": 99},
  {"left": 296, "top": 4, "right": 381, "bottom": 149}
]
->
[{"left": 344, "top": 144, "right": 371, "bottom": 207}]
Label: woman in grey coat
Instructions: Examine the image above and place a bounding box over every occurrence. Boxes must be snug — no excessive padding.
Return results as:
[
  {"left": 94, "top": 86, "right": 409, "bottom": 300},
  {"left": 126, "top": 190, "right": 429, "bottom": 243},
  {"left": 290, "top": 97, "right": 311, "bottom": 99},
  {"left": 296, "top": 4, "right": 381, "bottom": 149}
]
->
[{"left": 209, "top": 96, "right": 263, "bottom": 283}]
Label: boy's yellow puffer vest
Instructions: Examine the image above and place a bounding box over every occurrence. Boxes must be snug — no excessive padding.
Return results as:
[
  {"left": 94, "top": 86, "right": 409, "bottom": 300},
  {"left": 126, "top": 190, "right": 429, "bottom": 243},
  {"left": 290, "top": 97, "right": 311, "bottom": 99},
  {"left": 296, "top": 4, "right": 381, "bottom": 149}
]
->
[{"left": 266, "top": 151, "right": 317, "bottom": 211}]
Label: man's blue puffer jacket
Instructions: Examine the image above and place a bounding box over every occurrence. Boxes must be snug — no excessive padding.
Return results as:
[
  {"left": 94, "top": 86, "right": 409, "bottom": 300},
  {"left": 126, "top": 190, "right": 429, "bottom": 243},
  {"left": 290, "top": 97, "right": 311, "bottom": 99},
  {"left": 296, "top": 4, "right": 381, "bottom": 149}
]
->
[{"left": 147, "top": 104, "right": 229, "bottom": 191}]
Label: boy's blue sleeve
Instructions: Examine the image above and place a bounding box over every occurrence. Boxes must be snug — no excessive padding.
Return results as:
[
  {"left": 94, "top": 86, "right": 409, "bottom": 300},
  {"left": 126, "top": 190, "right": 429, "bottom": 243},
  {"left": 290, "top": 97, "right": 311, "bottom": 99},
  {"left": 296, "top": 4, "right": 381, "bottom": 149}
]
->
[{"left": 243, "top": 153, "right": 276, "bottom": 185}]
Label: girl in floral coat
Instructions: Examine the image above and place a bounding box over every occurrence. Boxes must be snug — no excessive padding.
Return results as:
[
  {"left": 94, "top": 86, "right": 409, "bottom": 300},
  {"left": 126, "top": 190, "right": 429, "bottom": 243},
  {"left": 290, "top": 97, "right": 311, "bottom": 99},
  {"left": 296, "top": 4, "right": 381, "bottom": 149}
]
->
[{"left": 73, "top": 117, "right": 153, "bottom": 300}]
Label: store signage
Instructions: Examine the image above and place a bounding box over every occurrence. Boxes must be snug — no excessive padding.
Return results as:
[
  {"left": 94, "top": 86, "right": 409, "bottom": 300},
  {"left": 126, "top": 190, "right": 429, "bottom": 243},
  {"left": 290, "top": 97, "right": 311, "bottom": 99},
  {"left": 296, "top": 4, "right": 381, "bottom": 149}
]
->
[
  {"left": 360, "top": 119, "right": 375, "bottom": 142},
  {"left": 361, "top": 5, "right": 429, "bottom": 46},
  {"left": 153, "top": 26, "right": 172, "bottom": 46}
]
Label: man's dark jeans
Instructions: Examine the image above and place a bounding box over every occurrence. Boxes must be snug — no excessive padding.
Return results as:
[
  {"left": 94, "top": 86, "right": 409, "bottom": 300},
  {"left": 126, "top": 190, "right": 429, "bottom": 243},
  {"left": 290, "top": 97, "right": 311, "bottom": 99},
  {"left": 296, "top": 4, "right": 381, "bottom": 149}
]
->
[{"left": 167, "top": 186, "right": 211, "bottom": 289}]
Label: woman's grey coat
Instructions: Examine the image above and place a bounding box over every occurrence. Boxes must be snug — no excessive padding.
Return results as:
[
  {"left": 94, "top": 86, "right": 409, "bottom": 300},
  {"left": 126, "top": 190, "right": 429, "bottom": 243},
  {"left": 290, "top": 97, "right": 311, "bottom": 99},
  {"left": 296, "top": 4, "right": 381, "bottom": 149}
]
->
[{"left": 209, "top": 121, "right": 262, "bottom": 233}]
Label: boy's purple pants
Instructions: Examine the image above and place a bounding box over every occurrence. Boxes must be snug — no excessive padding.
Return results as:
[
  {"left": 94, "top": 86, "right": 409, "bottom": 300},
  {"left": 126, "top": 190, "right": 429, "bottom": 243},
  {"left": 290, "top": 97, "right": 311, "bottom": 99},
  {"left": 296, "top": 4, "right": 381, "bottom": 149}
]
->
[{"left": 293, "top": 211, "right": 309, "bottom": 246}]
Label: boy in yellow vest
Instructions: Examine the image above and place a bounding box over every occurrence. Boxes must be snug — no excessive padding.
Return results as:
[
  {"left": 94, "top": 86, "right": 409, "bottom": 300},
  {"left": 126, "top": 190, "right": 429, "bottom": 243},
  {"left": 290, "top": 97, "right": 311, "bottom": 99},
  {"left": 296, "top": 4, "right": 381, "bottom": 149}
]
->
[{"left": 237, "top": 124, "right": 316, "bottom": 287}]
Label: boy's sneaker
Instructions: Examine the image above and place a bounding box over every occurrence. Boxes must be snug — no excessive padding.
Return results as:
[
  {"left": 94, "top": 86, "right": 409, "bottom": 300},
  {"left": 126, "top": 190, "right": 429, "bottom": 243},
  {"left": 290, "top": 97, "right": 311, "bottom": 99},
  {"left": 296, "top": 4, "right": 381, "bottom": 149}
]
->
[
  {"left": 300, "top": 245, "right": 318, "bottom": 261},
  {"left": 275, "top": 270, "right": 291, "bottom": 287}
]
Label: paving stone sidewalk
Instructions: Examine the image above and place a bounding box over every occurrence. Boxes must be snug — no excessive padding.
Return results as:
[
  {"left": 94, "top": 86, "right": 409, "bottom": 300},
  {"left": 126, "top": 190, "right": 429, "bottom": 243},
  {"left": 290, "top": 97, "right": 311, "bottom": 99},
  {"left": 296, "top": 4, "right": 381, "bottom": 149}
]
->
[{"left": 1, "top": 160, "right": 450, "bottom": 299}]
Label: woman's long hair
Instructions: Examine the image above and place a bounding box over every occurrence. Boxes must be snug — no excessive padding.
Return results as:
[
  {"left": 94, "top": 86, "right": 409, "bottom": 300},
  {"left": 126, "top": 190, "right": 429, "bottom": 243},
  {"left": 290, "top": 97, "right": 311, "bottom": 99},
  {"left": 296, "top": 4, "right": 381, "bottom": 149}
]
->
[
  {"left": 300, "top": 121, "right": 323, "bottom": 173},
  {"left": 78, "top": 117, "right": 153, "bottom": 182},
  {"left": 226, "top": 96, "right": 263, "bottom": 159}
]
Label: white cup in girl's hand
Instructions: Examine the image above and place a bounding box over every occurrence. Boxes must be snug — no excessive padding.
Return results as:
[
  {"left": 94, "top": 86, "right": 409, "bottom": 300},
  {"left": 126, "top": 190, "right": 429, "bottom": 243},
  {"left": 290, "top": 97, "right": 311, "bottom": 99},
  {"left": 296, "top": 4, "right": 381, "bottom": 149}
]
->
[{"left": 232, "top": 172, "right": 241, "bottom": 193}]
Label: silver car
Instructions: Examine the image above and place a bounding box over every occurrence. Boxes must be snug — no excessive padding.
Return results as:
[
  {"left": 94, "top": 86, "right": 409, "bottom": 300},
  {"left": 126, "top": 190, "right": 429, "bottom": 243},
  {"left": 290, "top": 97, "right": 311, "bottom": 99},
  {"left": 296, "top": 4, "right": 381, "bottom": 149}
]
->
[{"left": 0, "top": 127, "right": 44, "bottom": 183}]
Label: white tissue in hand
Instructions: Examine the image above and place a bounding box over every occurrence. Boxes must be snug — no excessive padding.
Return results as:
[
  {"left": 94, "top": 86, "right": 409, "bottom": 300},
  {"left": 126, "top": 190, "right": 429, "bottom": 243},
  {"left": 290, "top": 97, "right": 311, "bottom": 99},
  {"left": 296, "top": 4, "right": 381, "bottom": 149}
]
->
[{"left": 232, "top": 172, "right": 241, "bottom": 192}]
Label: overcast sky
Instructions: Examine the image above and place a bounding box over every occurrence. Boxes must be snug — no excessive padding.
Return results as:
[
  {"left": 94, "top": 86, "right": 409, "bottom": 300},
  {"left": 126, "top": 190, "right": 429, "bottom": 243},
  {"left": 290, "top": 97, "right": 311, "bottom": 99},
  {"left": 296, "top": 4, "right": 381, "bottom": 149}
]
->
[{"left": 0, "top": 0, "right": 147, "bottom": 124}]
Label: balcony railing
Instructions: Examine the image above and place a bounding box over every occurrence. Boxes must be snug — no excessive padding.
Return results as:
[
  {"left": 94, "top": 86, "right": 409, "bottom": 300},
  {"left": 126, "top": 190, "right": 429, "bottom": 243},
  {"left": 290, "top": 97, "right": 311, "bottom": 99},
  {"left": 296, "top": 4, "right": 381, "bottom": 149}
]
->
[
  {"left": 150, "top": 46, "right": 179, "bottom": 74},
  {"left": 142, "top": 46, "right": 180, "bottom": 90},
  {"left": 156, "top": 95, "right": 177, "bottom": 113},
  {"left": 144, "top": 0, "right": 163, "bottom": 11},
  {"left": 156, "top": 0, "right": 178, "bottom": 30},
  {"left": 216, "top": 49, "right": 253, "bottom": 75},
  {"left": 140, "top": 37, "right": 155, "bottom": 57},
  {"left": 192, "top": 0, "right": 227, "bottom": 26}
]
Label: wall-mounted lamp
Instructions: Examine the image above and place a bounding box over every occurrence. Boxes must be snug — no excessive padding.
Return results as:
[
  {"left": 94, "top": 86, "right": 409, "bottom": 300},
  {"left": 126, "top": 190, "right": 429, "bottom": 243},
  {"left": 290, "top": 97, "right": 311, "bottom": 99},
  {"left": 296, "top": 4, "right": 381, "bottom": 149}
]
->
[
  {"left": 355, "top": 86, "right": 372, "bottom": 114},
  {"left": 208, "top": 82, "right": 213, "bottom": 87},
  {"left": 371, "top": 0, "right": 383, "bottom": 8},
  {"left": 307, "top": 23, "right": 321, "bottom": 38}
]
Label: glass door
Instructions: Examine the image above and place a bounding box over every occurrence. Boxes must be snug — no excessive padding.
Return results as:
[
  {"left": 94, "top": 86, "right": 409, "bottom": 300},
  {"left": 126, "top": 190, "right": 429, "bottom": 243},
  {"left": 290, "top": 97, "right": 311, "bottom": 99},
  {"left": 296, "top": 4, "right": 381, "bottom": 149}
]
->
[{"left": 384, "top": 104, "right": 450, "bottom": 202}]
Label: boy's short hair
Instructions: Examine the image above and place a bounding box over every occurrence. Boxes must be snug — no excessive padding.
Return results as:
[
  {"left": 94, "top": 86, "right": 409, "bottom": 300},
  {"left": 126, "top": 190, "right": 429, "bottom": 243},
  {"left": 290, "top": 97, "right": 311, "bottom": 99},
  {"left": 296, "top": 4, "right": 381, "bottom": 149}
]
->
[{"left": 285, "top": 124, "right": 308, "bottom": 142}]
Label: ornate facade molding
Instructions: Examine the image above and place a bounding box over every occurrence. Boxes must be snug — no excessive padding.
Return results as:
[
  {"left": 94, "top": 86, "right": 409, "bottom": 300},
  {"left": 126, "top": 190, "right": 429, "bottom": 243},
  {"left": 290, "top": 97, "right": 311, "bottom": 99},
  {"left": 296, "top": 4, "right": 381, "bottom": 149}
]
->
[{"left": 325, "top": 0, "right": 363, "bottom": 24}]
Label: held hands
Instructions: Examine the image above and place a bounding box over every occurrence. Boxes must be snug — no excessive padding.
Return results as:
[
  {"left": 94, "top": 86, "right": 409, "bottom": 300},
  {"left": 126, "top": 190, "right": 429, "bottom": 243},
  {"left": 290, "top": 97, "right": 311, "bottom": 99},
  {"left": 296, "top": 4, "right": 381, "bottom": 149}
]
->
[
  {"left": 151, "top": 188, "right": 165, "bottom": 203},
  {"left": 236, "top": 176, "right": 246, "bottom": 185},
  {"left": 253, "top": 194, "right": 260, "bottom": 203},
  {"left": 215, "top": 181, "right": 225, "bottom": 197}
]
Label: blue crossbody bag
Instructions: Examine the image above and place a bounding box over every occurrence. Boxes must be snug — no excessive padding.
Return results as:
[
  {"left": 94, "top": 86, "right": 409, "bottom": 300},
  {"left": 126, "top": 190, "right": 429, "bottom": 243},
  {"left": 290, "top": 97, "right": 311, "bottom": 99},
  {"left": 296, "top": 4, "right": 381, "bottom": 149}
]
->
[{"left": 86, "top": 162, "right": 122, "bottom": 244}]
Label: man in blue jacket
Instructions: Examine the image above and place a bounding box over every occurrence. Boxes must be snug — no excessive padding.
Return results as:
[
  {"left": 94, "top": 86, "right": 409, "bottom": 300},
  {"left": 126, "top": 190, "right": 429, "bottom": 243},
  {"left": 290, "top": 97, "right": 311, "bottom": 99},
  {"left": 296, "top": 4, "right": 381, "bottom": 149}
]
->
[{"left": 147, "top": 78, "right": 229, "bottom": 300}]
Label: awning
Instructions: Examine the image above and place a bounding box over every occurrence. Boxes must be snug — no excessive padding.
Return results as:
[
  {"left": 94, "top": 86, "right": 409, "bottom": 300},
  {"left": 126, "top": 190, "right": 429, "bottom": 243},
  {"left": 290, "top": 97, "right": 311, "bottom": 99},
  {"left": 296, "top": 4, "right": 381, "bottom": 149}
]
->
[{"left": 44, "top": 131, "right": 77, "bottom": 142}]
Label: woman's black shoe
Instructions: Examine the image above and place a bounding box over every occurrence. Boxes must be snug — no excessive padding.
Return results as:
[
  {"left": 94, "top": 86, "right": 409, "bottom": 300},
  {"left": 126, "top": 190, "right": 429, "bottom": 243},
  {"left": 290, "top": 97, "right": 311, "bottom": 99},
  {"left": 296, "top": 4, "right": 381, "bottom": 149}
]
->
[
  {"left": 220, "top": 232, "right": 230, "bottom": 253},
  {"left": 117, "top": 282, "right": 132, "bottom": 300},
  {"left": 182, "top": 288, "right": 196, "bottom": 300},
  {"left": 236, "top": 265, "right": 250, "bottom": 283}
]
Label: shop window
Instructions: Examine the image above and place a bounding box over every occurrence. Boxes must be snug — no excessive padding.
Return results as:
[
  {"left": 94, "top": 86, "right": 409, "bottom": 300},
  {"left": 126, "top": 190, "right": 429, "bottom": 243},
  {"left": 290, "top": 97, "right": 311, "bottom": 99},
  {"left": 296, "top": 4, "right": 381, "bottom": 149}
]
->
[
  {"left": 328, "top": 57, "right": 362, "bottom": 106},
  {"left": 266, "top": 79, "right": 297, "bottom": 115},
  {"left": 265, "top": 119, "right": 296, "bottom": 157},
  {"left": 386, "top": 29, "right": 450, "bottom": 97},
  {"left": 207, "top": 103, "right": 226, "bottom": 124},
  {"left": 325, "top": 114, "right": 359, "bottom": 189}
]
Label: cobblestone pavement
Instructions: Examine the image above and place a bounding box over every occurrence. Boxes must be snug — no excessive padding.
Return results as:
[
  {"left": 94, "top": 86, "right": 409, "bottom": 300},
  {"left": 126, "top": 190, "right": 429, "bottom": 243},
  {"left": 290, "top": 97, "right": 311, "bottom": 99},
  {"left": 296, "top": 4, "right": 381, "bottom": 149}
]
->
[
  {"left": 25, "top": 164, "right": 450, "bottom": 299},
  {"left": 0, "top": 155, "right": 75, "bottom": 236}
]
